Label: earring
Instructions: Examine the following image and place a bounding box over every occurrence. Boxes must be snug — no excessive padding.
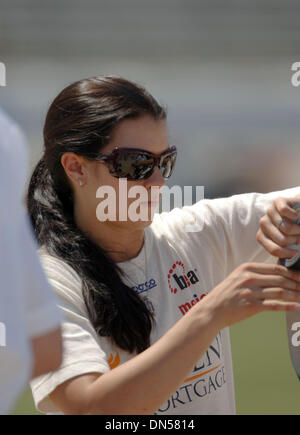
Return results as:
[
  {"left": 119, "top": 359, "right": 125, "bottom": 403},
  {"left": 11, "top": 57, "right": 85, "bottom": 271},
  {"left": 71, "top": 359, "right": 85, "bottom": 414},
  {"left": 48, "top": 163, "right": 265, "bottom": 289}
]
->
[{"left": 78, "top": 179, "right": 83, "bottom": 186}]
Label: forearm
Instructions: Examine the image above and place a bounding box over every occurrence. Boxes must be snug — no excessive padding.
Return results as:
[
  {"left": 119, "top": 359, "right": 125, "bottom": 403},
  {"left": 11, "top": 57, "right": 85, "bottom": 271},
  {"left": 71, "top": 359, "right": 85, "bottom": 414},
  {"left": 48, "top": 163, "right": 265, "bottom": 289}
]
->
[{"left": 85, "top": 299, "right": 219, "bottom": 415}]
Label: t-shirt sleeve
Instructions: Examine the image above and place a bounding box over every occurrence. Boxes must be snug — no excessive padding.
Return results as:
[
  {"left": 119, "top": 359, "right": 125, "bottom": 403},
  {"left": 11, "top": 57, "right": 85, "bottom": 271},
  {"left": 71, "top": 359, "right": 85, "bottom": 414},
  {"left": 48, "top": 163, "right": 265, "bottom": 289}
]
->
[
  {"left": 30, "top": 253, "right": 111, "bottom": 414},
  {"left": 153, "top": 186, "right": 300, "bottom": 279},
  {"left": 204, "top": 186, "right": 300, "bottom": 275}
]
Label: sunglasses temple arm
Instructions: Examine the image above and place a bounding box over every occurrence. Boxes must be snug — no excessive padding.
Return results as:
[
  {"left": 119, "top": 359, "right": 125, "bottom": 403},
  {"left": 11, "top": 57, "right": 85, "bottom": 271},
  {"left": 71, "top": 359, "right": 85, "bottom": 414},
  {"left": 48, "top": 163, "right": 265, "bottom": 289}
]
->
[{"left": 94, "top": 155, "right": 109, "bottom": 162}]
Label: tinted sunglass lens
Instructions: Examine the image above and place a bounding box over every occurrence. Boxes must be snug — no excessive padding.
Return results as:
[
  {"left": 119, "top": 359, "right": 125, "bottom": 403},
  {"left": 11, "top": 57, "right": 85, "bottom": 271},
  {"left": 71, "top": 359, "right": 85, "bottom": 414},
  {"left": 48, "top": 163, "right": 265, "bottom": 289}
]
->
[
  {"left": 133, "top": 156, "right": 155, "bottom": 179},
  {"left": 161, "top": 153, "right": 177, "bottom": 178},
  {"left": 114, "top": 152, "right": 154, "bottom": 179}
]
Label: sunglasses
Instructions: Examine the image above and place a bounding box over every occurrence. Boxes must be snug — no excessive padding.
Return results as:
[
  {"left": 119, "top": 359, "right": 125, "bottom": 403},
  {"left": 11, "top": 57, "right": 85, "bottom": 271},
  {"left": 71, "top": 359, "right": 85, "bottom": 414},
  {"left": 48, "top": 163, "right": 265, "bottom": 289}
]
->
[{"left": 92, "top": 146, "right": 177, "bottom": 181}]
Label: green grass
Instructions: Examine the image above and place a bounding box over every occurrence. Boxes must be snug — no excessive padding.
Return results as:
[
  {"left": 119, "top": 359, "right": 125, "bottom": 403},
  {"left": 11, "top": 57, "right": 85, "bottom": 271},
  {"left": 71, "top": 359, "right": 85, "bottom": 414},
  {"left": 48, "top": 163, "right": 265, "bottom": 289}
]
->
[
  {"left": 11, "top": 311, "right": 300, "bottom": 415},
  {"left": 12, "top": 387, "right": 41, "bottom": 415},
  {"left": 230, "top": 311, "right": 300, "bottom": 414}
]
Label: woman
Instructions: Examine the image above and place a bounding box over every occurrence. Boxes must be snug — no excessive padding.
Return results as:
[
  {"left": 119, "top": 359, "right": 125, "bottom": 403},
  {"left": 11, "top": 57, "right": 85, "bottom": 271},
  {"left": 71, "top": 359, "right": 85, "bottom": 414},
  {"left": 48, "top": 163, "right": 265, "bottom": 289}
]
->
[{"left": 28, "top": 76, "right": 300, "bottom": 415}]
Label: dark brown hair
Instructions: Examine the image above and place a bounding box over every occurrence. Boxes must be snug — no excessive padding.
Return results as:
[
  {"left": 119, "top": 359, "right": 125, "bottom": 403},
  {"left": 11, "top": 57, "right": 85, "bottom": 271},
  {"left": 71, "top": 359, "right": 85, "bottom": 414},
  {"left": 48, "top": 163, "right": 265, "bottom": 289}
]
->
[{"left": 27, "top": 76, "right": 167, "bottom": 354}]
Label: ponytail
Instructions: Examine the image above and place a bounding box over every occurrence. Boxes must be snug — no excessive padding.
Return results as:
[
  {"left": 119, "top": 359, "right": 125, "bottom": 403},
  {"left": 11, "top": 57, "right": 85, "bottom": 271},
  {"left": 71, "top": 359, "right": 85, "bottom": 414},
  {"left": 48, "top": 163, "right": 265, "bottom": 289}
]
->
[{"left": 27, "top": 157, "right": 155, "bottom": 354}]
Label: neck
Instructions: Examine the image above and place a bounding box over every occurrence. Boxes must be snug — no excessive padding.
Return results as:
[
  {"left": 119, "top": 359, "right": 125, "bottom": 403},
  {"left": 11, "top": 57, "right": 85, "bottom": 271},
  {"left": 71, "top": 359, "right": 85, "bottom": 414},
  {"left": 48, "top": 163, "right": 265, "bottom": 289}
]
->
[
  {"left": 74, "top": 206, "right": 145, "bottom": 263},
  {"left": 93, "top": 224, "right": 145, "bottom": 263}
]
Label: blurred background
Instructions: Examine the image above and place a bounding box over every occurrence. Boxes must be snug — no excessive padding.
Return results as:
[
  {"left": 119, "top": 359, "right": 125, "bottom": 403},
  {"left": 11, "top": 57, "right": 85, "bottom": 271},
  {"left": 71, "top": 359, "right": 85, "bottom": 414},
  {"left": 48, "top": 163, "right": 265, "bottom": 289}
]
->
[{"left": 1, "top": 0, "right": 300, "bottom": 414}]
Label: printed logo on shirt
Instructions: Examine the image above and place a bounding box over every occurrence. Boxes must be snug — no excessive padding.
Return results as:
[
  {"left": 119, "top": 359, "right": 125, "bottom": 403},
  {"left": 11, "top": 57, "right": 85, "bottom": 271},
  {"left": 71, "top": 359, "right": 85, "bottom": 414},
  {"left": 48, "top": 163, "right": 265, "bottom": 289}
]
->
[
  {"left": 155, "top": 332, "right": 228, "bottom": 414},
  {"left": 178, "top": 293, "right": 207, "bottom": 316},
  {"left": 108, "top": 352, "right": 120, "bottom": 370},
  {"left": 167, "top": 261, "right": 199, "bottom": 294},
  {"left": 132, "top": 278, "right": 157, "bottom": 294}
]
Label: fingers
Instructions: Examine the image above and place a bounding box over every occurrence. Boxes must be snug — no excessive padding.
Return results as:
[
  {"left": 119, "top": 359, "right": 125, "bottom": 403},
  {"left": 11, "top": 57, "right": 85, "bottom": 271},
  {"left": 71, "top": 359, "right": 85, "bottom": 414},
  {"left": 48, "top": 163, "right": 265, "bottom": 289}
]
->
[
  {"left": 273, "top": 197, "right": 299, "bottom": 221},
  {"left": 252, "top": 287, "right": 300, "bottom": 302},
  {"left": 257, "top": 211, "right": 300, "bottom": 257},
  {"left": 255, "top": 300, "right": 300, "bottom": 312},
  {"left": 249, "top": 274, "right": 300, "bottom": 291},
  {"left": 239, "top": 263, "right": 300, "bottom": 310},
  {"left": 256, "top": 227, "right": 298, "bottom": 258},
  {"left": 256, "top": 196, "right": 300, "bottom": 259},
  {"left": 241, "top": 286, "right": 300, "bottom": 311},
  {"left": 241, "top": 262, "right": 300, "bottom": 281},
  {"left": 266, "top": 200, "right": 300, "bottom": 236}
]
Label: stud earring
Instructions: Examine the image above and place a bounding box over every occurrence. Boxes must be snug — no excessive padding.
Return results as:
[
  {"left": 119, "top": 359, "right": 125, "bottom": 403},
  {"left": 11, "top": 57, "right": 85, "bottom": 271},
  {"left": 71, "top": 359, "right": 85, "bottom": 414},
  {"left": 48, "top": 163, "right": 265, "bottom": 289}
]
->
[{"left": 78, "top": 179, "right": 83, "bottom": 186}]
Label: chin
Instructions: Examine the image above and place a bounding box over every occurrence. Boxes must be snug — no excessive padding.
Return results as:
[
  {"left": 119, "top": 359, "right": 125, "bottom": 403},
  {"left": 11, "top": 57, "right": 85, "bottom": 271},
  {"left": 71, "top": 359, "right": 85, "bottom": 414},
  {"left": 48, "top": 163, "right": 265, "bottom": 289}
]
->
[{"left": 129, "top": 218, "right": 154, "bottom": 229}]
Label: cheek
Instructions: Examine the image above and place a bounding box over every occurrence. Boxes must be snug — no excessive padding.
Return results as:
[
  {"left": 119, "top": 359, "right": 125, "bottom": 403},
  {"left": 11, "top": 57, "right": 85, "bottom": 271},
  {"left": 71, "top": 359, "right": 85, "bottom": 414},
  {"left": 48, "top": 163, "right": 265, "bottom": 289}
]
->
[
  {"left": 125, "top": 180, "right": 150, "bottom": 204},
  {"left": 87, "top": 165, "right": 117, "bottom": 208},
  {"left": 93, "top": 169, "right": 124, "bottom": 215},
  {"left": 89, "top": 163, "right": 117, "bottom": 193}
]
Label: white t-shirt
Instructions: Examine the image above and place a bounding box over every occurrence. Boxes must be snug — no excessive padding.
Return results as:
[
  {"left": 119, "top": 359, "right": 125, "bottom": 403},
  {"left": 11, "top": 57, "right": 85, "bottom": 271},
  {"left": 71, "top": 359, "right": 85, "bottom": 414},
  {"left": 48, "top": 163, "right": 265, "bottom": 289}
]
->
[
  {"left": 0, "top": 108, "right": 62, "bottom": 415},
  {"left": 30, "top": 185, "right": 300, "bottom": 415}
]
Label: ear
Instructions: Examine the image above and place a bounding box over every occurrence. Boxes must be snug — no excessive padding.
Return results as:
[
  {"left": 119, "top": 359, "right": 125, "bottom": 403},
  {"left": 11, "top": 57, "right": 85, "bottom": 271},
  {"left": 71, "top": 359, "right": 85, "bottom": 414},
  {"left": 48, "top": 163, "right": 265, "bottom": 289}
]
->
[{"left": 60, "top": 152, "right": 86, "bottom": 187}]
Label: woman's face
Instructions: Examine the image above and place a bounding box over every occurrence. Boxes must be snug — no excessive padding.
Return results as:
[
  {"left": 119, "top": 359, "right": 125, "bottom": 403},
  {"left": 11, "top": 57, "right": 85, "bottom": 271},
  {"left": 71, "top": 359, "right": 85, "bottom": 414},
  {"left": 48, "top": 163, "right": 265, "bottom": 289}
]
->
[{"left": 73, "top": 114, "right": 170, "bottom": 230}]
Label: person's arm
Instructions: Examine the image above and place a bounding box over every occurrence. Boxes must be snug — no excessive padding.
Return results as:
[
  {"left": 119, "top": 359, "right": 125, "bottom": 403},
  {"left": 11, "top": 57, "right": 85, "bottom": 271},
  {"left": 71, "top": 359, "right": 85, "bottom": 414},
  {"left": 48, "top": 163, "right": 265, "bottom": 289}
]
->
[
  {"left": 30, "top": 330, "right": 62, "bottom": 380},
  {"left": 205, "top": 187, "right": 300, "bottom": 273},
  {"left": 51, "top": 299, "right": 218, "bottom": 415},
  {"left": 154, "top": 187, "right": 300, "bottom": 281},
  {"left": 30, "top": 328, "right": 62, "bottom": 379},
  {"left": 49, "top": 262, "right": 300, "bottom": 415}
]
